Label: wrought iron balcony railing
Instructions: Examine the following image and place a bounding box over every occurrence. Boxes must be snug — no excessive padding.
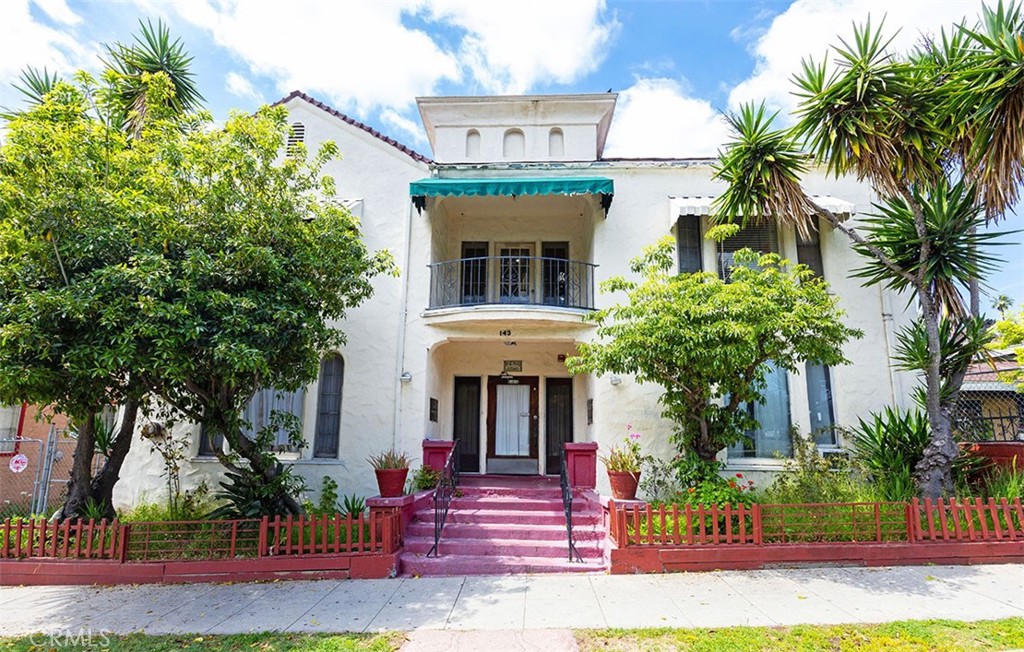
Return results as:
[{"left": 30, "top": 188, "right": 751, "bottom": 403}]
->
[{"left": 428, "top": 256, "right": 596, "bottom": 310}]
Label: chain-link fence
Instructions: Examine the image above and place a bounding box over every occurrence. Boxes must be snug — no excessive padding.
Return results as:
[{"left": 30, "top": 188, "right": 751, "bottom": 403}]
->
[
  {"left": 953, "top": 363, "right": 1023, "bottom": 443},
  {"left": 0, "top": 426, "right": 87, "bottom": 519}
]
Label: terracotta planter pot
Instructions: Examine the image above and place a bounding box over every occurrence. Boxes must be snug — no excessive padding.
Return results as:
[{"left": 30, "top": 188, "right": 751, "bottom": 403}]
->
[
  {"left": 608, "top": 470, "right": 640, "bottom": 500},
  {"left": 374, "top": 468, "right": 409, "bottom": 498}
]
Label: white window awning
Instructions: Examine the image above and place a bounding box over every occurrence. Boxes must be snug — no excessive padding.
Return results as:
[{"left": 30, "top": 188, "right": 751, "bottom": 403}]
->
[{"left": 668, "top": 195, "right": 856, "bottom": 229}]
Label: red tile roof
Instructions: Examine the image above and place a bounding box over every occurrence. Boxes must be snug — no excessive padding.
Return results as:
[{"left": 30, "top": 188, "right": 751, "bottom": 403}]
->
[
  {"left": 273, "top": 90, "right": 432, "bottom": 164},
  {"left": 964, "top": 358, "right": 1020, "bottom": 383}
]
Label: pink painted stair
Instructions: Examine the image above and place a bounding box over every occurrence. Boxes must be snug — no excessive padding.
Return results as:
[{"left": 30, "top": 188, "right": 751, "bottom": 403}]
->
[{"left": 399, "top": 477, "right": 607, "bottom": 576}]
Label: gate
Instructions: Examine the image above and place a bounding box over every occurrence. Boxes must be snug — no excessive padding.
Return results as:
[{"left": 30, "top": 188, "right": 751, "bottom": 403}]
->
[{"left": 0, "top": 426, "right": 87, "bottom": 518}]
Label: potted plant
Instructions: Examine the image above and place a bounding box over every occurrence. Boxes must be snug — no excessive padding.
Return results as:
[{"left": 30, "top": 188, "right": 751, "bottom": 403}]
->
[
  {"left": 602, "top": 427, "right": 644, "bottom": 500},
  {"left": 368, "top": 449, "right": 410, "bottom": 497}
]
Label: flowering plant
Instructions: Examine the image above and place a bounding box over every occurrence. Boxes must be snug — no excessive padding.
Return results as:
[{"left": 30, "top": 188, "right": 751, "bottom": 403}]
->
[{"left": 601, "top": 426, "right": 644, "bottom": 473}]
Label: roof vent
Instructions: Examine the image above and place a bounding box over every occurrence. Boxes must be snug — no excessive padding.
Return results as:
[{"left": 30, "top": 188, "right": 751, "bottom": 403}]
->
[{"left": 286, "top": 122, "right": 306, "bottom": 154}]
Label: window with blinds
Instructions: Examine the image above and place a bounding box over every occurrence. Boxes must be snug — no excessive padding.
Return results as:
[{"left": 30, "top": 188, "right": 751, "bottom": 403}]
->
[
  {"left": 243, "top": 387, "right": 305, "bottom": 452},
  {"left": 716, "top": 224, "right": 779, "bottom": 280},
  {"left": 314, "top": 354, "right": 344, "bottom": 458},
  {"left": 676, "top": 217, "right": 703, "bottom": 274}
]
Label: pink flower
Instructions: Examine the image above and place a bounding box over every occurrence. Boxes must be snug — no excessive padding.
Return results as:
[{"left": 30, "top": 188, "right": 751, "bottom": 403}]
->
[
  {"left": 629, "top": 433, "right": 641, "bottom": 440},
  {"left": 735, "top": 473, "right": 743, "bottom": 479}
]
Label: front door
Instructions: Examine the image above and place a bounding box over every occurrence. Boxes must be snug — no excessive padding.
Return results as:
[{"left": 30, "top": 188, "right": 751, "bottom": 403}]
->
[
  {"left": 453, "top": 376, "right": 481, "bottom": 473},
  {"left": 486, "top": 375, "right": 539, "bottom": 474}
]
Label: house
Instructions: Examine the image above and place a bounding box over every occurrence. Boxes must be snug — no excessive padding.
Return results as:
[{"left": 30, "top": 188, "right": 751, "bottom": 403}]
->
[
  {"left": 954, "top": 353, "right": 1023, "bottom": 442},
  {"left": 112, "top": 90, "right": 918, "bottom": 508}
]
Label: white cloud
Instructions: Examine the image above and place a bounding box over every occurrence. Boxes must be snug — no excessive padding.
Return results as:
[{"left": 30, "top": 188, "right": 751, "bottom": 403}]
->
[
  {"left": 225, "top": 71, "right": 264, "bottom": 104},
  {"left": 424, "top": 0, "right": 619, "bottom": 94},
  {"left": 34, "top": 0, "right": 81, "bottom": 25},
  {"left": 604, "top": 78, "right": 730, "bottom": 159},
  {"left": 729, "top": 0, "right": 983, "bottom": 116},
  {"left": 0, "top": 0, "right": 91, "bottom": 106},
  {"left": 167, "top": 0, "right": 616, "bottom": 117},
  {"left": 169, "top": 0, "right": 461, "bottom": 118},
  {"left": 380, "top": 108, "right": 427, "bottom": 147}
]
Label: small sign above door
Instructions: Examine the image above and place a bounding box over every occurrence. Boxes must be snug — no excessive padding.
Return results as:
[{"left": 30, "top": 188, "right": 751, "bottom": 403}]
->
[{"left": 503, "top": 360, "right": 523, "bottom": 373}]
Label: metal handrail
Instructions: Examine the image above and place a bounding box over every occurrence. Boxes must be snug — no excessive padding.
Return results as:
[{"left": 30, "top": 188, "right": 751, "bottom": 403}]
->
[
  {"left": 426, "top": 439, "right": 460, "bottom": 557},
  {"left": 560, "top": 449, "right": 583, "bottom": 563},
  {"left": 427, "top": 255, "right": 597, "bottom": 310}
]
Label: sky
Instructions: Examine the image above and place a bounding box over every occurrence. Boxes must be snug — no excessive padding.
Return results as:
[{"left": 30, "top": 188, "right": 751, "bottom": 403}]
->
[{"left": 1, "top": 0, "right": 1021, "bottom": 307}]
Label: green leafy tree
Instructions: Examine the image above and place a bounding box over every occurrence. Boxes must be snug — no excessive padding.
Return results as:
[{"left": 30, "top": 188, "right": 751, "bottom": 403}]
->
[
  {"left": 2, "top": 58, "right": 389, "bottom": 519},
  {"left": 567, "top": 238, "right": 861, "bottom": 466},
  {"left": 993, "top": 309, "right": 1024, "bottom": 390},
  {"left": 711, "top": 4, "right": 1020, "bottom": 498}
]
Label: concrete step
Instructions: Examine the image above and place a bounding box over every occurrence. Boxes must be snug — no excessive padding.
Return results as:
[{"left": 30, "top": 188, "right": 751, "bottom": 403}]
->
[
  {"left": 399, "top": 551, "right": 606, "bottom": 576},
  {"left": 403, "top": 535, "right": 604, "bottom": 558},
  {"left": 414, "top": 508, "right": 602, "bottom": 527},
  {"left": 448, "top": 496, "right": 592, "bottom": 512},
  {"left": 405, "top": 521, "right": 605, "bottom": 542}
]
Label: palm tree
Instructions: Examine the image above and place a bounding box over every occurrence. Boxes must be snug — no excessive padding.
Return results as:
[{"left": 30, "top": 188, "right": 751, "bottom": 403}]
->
[
  {"left": 6, "top": 19, "right": 203, "bottom": 136},
  {"left": 992, "top": 294, "right": 1014, "bottom": 317},
  {"left": 711, "top": 4, "right": 1020, "bottom": 498}
]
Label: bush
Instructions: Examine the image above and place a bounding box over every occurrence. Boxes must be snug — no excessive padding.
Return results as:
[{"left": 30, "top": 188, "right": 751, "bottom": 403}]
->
[
  {"left": 410, "top": 465, "right": 441, "bottom": 491},
  {"left": 121, "top": 483, "right": 213, "bottom": 522},
  {"left": 849, "top": 407, "right": 930, "bottom": 501},
  {"left": 763, "top": 431, "right": 877, "bottom": 504},
  {"left": 977, "top": 458, "right": 1024, "bottom": 499}
]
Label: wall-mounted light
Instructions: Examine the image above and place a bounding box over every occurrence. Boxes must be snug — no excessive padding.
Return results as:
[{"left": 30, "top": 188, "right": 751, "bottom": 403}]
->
[
  {"left": 609, "top": 376, "right": 622, "bottom": 386},
  {"left": 399, "top": 371, "right": 412, "bottom": 383}
]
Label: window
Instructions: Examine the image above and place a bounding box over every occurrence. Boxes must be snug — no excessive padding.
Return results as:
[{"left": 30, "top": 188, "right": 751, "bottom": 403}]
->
[
  {"left": 243, "top": 387, "right": 305, "bottom": 452},
  {"left": 314, "top": 354, "right": 344, "bottom": 458},
  {"left": 0, "top": 404, "right": 21, "bottom": 454},
  {"left": 461, "top": 242, "right": 488, "bottom": 305},
  {"left": 676, "top": 217, "right": 703, "bottom": 274},
  {"left": 718, "top": 226, "right": 790, "bottom": 459},
  {"left": 717, "top": 223, "right": 779, "bottom": 280},
  {"left": 465, "top": 129, "right": 481, "bottom": 159},
  {"left": 797, "top": 228, "right": 837, "bottom": 446},
  {"left": 198, "top": 422, "right": 224, "bottom": 457},
  {"left": 542, "top": 242, "right": 569, "bottom": 305},
  {"left": 503, "top": 129, "right": 525, "bottom": 158},
  {"left": 728, "top": 363, "right": 793, "bottom": 459},
  {"left": 548, "top": 128, "right": 564, "bottom": 157}
]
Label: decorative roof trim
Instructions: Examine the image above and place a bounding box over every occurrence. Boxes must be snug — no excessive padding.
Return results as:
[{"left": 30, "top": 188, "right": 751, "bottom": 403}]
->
[{"left": 273, "top": 90, "right": 432, "bottom": 164}]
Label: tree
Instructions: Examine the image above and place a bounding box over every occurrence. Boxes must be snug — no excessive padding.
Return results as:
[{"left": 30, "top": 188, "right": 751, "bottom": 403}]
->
[
  {"left": 711, "top": 4, "right": 1020, "bottom": 498},
  {"left": 128, "top": 104, "right": 393, "bottom": 515},
  {"left": 992, "top": 294, "right": 1014, "bottom": 317},
  {"left": 567, "top": 238, "right": 861, "bottom": 467},
  {"left": 0, "top": 20, "right": 202, "bottom": 519},
  {"left": 2, "top": 49, "right": 388, "bottom": 519},
  {"left": 993, "top": 309, "right": 1024, "bottom": 390}
]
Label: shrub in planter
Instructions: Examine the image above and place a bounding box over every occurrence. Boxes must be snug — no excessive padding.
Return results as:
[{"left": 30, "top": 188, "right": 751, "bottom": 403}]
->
[{"left": 368, "top": 449, "right": 410, "bottom": 497}]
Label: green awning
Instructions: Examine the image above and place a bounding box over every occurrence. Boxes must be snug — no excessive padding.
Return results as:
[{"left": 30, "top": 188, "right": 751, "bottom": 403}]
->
[{"left": 410, "top": 176, "right": 614, "bottom": 214}]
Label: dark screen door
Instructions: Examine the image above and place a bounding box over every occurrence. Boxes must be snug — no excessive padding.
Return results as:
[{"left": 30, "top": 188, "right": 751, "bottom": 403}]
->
[
  {"left": 545, "top": 378, "right": 573, "bottom": 474},
  {"left": 454, "top": 376, "right": 480, "bottom": 472}
]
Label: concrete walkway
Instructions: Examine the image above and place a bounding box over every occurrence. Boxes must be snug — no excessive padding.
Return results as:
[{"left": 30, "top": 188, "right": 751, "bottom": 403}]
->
[{"left": 1, "top": 565, "right": 1022, "bottom": 643}]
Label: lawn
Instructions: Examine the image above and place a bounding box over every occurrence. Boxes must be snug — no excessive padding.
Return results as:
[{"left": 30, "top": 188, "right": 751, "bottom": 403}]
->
[
  {"left": 1, "top": 620, "right": 1022, "bottom": 652},
  {"left": 576, "top": 618, "right": 1024, "bottom": 651}
]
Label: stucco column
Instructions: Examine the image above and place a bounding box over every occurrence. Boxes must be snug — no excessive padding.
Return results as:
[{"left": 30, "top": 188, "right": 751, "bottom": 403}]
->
[
  {"left": 422, "top": 439, "right": 455, "bottom": 472},
  {"left": 564, "top": 442, "right": 598, "bottom": 489}
]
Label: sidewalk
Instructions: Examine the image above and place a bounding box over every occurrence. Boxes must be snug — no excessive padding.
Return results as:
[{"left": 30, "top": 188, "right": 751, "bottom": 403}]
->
[{"left": 1, "top": 565, "right": 1021, "bottom": 639}]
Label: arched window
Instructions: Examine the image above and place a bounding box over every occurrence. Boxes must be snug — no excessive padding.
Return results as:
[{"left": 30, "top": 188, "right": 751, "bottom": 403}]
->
[
  {"left": 548, "top": 128, "right": 564, "bottom": 157},
  {"left": 503, "top": 128, "right": 525, "bottom": 159},
  {"left": 465, "top": 129, "right": 481, "bottom": 159},
  {"left": 314, "top": 354, "right": 344, "bottom": 458}
]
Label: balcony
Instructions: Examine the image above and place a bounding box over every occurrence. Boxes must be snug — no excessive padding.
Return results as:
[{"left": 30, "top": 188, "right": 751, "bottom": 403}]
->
[{"left": 428, "top": 256, "right": 596, "bottom": 310}]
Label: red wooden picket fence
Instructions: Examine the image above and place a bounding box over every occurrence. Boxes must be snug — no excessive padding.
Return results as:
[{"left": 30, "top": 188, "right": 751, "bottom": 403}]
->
[
  {"left": 608, "top": 497, "right": 1024, "bottom": 548},
  {"left": 0, "top": 511, "right": 402, "bottom": 562}
]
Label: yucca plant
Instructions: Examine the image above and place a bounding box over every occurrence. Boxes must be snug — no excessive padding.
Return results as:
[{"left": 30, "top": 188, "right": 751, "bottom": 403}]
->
[
  {"left": 711, "top": 6, "right": 1021, "bottom": 498},
  {"left": 849, "top": 408, "right": 931, "bottom": 501}
]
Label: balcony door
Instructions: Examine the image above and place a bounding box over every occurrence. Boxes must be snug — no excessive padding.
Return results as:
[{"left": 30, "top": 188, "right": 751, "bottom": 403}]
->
[
  {"left": 486, "top": 375, "right": 539, "bottom": 474},
  {"left": 498, "top": 244, "right": 533, "bottom": 304}
]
